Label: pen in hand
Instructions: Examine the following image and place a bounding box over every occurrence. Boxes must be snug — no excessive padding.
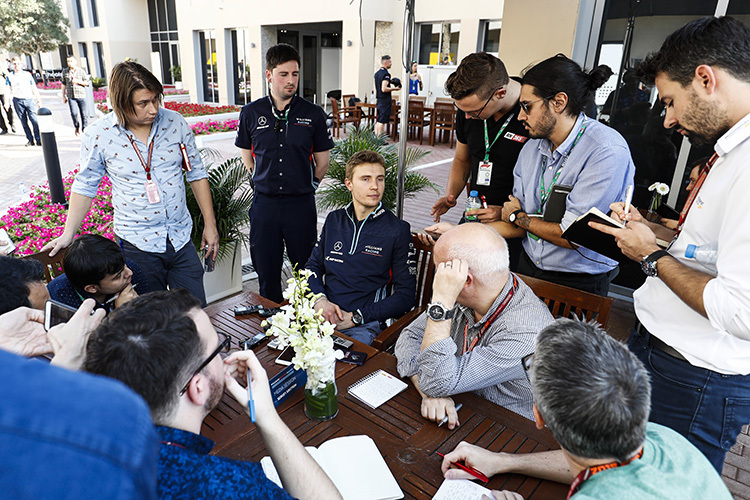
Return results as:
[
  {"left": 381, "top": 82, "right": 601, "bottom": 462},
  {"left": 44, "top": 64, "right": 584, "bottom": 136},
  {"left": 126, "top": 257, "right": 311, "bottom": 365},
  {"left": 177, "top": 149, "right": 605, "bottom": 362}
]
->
[
  {"left": 246, "top": 370, "right": 256, "bottom": 423},
  {"left": 437, "top": 452, "right": 489, "bottom": 483},
  {"left": 438, "top": 403, "right": 462, "bottom": 427},
  {"left": 623, "top": 185, "right": 634, "bottom": 224}
]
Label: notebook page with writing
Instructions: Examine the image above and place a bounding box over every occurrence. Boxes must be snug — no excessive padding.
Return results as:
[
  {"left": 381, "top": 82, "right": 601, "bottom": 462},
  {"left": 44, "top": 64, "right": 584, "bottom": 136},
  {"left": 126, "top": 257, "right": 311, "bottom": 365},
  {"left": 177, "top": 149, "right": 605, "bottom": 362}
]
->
[
  {"left": 432, "top": 479, "right": 492, "bottom": 500},
  {"left": 348, "top": 369, "right": 408, "bottom": 409}
]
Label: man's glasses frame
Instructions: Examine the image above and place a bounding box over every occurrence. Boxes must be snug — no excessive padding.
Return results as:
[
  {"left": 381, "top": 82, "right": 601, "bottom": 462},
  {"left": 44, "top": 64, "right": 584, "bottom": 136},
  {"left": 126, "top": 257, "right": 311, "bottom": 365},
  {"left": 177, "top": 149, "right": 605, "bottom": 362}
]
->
[
  {"left": 456, "top": 87, "right": 502, "bottom": 119},
  {"left": 519, "top": 95, "right": 555, "bottom": 114},
  {"left": 179, "top": 332, "right": 231, "bottom": 396}
]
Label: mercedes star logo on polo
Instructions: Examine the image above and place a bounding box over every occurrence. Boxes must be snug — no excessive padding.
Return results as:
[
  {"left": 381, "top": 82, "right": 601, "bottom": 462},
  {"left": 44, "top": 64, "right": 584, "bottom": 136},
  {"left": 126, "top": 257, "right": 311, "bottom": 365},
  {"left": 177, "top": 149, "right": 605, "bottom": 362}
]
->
[
  {"left": 258, "top": 116, "right": 267, "bottom": 126},
  {"left": 333, "top": 241, "right": 343, "bottom": 251}
]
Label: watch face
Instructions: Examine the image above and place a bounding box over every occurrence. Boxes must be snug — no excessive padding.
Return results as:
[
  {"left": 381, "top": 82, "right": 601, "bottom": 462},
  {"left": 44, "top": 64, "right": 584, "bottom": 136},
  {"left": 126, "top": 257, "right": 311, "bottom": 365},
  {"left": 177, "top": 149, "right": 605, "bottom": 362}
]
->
[
  {"left": 428, "top": 304, "right": 444, "bottom": 320},
  {"left": 640, "top": 259, "right": 657, "bottom": 277},
  {"left": 509, "top": 213, "right": 516, "bottom": 222},
  {"left": 352, "top": 311, "right": 362, "bottom": 325}
]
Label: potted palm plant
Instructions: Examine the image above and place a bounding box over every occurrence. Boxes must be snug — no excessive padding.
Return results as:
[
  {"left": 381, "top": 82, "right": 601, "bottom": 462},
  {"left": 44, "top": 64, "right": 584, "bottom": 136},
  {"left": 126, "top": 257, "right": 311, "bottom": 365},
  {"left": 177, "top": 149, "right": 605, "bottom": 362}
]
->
[
  {"left": 186, "top": 150, "right": 253, "bottom": 302},
  {"left": 316, "top": 125, "right": 439, "bottom": 212}
]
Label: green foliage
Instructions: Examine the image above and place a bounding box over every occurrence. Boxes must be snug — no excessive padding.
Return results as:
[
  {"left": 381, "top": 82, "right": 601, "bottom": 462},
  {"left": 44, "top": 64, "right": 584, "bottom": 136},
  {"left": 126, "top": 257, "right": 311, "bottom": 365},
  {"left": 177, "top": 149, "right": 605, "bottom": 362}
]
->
[
  {"left": 91, "top": 77, "right": 106, "bottom": 89},
  {"left": 169, "top": 65, "right": 182, "bottom": 82},
  {"left": 186, "top": 150, "right": 253, "bottom": 264},
  {"left": 317, "top": 125, "right": 439, "bottom": 212},
  {"left": 0, "top": 0, "right": 69, "bottom": 55}
]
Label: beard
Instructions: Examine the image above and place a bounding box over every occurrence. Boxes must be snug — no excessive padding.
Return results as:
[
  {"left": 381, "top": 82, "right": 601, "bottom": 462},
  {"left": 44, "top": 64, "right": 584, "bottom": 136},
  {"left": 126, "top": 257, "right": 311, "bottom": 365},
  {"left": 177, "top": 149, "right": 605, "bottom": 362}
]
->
[
  {"left": 203, "top": 370, "right": 225, "bottom": 414},
  {"left": 523, "top": 107, "right": 557, "bottom": 140},
  {"left": 680, "top": 90, "right": 730, "bottom": 146}
]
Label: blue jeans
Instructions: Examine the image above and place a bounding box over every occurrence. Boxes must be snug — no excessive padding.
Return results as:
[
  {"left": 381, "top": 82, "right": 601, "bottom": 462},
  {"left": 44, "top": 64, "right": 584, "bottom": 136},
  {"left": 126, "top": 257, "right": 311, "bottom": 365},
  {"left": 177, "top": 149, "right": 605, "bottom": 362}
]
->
[
  {"left": 67, "top": 97, "right": 88, "bottom": 131},
  {"left": 629, "top": 327, "right": 750, "bottom": 472},
  {"left": 13, "top": 97, "right": 40, "bottom": 143},
  {"left": 121, "top": 238, "right": 206, "bottom": 307},
  {"left": 341, "top": 320, "right": 382, "bottom": 345}
]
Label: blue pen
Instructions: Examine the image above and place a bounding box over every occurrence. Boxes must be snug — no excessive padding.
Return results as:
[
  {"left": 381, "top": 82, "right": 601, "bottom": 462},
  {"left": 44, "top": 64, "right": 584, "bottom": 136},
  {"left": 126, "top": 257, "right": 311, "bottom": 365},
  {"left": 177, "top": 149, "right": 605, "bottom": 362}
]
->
[{"left": 246, "top": 370, "right": 256, "bottom": 423}]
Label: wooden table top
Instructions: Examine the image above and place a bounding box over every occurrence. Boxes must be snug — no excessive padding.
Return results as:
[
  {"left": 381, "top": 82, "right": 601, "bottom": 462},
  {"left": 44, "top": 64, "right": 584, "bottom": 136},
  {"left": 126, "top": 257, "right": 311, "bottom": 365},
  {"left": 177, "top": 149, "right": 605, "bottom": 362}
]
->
[{"left": 204, "top": 292, "right": 567, "bottom": 500}]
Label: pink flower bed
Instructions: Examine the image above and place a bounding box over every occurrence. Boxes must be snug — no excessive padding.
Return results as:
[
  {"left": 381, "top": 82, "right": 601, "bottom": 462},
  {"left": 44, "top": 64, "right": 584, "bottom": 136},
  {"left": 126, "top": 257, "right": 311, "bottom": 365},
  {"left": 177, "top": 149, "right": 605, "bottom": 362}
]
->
[
  {"left": 190, "top": 119, "right": 239, "bottom": 136},
  {"left": 94, "top": 89, "right": 107, "bottom": 103},
  {"left": 164, "top": 101, "right": 240, "bottom": 117},
  {"left": 0, "top": 171, "right": 114, "bottom": 256},
  {"left": 165, "top": 88, "right": 189, "bottom": 95},
  {"left": 37, "top": 81, "right": 63, "bottom": 90}
]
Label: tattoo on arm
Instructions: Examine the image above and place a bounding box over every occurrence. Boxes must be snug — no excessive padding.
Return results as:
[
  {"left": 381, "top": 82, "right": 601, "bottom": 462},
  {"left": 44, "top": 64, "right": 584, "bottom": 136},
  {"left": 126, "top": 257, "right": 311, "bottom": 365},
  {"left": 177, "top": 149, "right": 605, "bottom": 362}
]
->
[{"left": 516, "top": 214, "right": 532, "bottom": 230}]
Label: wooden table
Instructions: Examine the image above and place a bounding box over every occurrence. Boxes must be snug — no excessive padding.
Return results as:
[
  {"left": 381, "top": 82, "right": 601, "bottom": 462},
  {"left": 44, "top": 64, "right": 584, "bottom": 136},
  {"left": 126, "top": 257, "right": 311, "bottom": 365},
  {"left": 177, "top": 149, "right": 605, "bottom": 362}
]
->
[
  {"left": 356, "top": 101, "right": 436, "bottom": 145},
  {"left": 204, "top": 292, "right": 567, "bottom": 500}
]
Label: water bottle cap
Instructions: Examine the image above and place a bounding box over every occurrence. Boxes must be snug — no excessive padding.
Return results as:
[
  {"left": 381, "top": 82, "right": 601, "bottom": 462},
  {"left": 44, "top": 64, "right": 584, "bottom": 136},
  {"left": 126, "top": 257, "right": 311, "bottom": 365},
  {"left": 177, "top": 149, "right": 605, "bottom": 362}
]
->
[
  {"left": 469, "top": 190, "right": 479, "bottom": 197},
  {"left": 685, "top": 244, "right": 697, "bottom": 259}
]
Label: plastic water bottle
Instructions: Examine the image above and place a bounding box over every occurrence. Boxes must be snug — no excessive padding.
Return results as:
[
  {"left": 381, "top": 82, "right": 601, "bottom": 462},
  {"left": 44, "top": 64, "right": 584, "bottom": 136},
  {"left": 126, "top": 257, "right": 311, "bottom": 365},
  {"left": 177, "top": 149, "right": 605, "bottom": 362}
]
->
[
  {"left": 370, "top": 90, "right": 375, "bottom": 103},
  {"left": 685, "top": 242, "right": 718, "bottom": 272},
  {"left": 464, "top": 190, "right": 482, "bottom": 222},
  {"left": 18, "top": 182, "right": 28, "bottom": 200}
]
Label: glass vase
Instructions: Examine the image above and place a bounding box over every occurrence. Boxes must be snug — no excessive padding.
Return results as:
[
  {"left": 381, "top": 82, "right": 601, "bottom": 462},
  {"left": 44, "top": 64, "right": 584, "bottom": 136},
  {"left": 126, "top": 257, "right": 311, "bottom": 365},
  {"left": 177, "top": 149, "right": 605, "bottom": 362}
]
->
[
  {"left": 646, "top": 192, "right": 662, "bottom": 222},
  {"left": 304, "top": 378, "right": 338, "bottom": 421}
]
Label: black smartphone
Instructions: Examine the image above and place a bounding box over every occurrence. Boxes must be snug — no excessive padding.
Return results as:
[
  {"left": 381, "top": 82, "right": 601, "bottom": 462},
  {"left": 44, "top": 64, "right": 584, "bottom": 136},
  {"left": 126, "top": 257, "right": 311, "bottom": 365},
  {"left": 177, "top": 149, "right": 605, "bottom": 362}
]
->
[
  {"left": 44, "top": 299, "right": 78, "bottom": 331},
  {"left": 204, "top": 247, "right": 215, "bottom": 273},
  {"left": 339, "top": 350, "right": 368, "bottom": 365}
]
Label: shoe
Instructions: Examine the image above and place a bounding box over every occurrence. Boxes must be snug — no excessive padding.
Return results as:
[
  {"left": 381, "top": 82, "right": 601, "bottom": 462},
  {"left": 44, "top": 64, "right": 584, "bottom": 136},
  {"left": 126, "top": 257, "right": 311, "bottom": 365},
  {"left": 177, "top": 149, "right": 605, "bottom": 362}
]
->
[
  {"left": 25, "top": 141, "right": 33, "bottom": 146},
  {"left": 75, "top": 129, "right": 80, "bottom": 137},
  {"left": 0, "top": 130, "right": 7, "bottom": 135},
  {"left": 35, "top": 141, "right": 42, "bottom": 146},
  {"left": 11, "top": 126, "right": 16, "bottom": 133}
]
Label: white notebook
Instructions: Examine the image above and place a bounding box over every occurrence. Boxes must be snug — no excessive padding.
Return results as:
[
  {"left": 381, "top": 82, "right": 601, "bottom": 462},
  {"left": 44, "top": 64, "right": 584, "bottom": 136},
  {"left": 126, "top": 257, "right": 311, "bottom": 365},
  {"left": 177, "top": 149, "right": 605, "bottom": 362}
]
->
[
  {"left": 432, "top": 479, "right": 492, "bottom": 500},
  {"left": 348, "top": 369, "right": 408, "bottom": 409},
  {"left": 261, "top": 435, "right": 403, "bottom": 500}
]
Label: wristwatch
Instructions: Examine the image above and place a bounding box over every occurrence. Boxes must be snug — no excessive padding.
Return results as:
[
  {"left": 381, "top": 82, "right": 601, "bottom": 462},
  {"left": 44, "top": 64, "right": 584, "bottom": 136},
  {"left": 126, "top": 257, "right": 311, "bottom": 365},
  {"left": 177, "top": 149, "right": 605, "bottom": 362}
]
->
[
  {"left": 352, "top": 309, "right": 363, "bottom": 326},
  {"left": 640, "top": 250, "right": 670, "bottom": 277},
  {"left": 509, "top": 209, "right": 524, "bottom": 226},
  {"left": 427, "top": 302, "right": 455, "bottom": 322}
]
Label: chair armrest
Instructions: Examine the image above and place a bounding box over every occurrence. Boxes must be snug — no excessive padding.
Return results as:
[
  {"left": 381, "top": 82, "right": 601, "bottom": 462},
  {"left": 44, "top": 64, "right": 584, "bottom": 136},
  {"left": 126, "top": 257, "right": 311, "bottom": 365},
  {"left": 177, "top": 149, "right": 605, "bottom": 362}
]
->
[{"left": 371, "top": 307, "right": 424, "bottom": 351}]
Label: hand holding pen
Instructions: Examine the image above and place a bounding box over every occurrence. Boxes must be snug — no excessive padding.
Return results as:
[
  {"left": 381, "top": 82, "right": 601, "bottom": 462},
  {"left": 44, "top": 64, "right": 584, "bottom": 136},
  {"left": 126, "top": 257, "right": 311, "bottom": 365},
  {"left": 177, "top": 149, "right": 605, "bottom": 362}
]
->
[
  {"left": 224, "top": 349, "right": 273, "bottom": 424},
  {"left": 437, "top": 452, "right": 489, "bottom": 483}
]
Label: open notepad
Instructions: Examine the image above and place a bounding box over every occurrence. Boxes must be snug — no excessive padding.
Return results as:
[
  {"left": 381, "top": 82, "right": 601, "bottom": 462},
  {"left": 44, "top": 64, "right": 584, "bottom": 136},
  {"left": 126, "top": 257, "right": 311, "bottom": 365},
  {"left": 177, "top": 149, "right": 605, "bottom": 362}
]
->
[
  {"left": 348, "top": 369, "right": 408, "bottom": 409},
  {"left": 432, "top": 479, "right": 492, "bottom": 500},
  {"left": 261, "top": 435, "right": 403, "bottom": 500}
]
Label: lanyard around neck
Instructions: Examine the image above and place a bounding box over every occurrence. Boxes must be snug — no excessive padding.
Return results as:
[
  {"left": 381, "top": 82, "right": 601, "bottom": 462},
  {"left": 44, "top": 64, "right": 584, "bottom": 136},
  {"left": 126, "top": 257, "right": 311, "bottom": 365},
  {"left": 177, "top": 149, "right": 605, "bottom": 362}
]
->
[
  {"left": 268, "top": 95, "right": 290, "bottom": 121},
  {"left": 462, "top": 275, "right": 518, "bottom": 354},
  {"left": 483, "top": 113, "right": 514, "bottom": 162},
  {"left": 566, "top": 448, "right": 643, "bottom": 499},
  {"left": 538, "top": 122, "right": 587, "bottom": 211},
  {"left": 126, "top": 134, "right": 156, "bottom": 181}
]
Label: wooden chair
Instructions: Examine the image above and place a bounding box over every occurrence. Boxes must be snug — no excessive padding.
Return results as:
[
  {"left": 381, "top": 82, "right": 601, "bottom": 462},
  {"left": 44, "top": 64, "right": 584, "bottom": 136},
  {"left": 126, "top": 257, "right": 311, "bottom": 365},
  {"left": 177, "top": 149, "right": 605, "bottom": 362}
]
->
[
  {"left": 434, "top": 97, "right": 453, "bottom": 104},
  {"left": 329, "top": 97, "right": 360, "bottom": 138},
  {"left": 23, "top": 248, "right": 67, "bottom": 283},
  {"left": 516, "top": 273, "right": 614, "bottom": 328},
  {"left": 406, "top": 99, "right": 430, "bottom": 145},
  {"left": 431, "top": 101, "right": 456, "bottom": 148},
  {"left": 342, "top": 93, "right": 355, "bottom": 107},
  {"left": 388, "top": 99, "right": 400, "bottom": 140},
  {"left": 371, "top": 234, "right": 435, "bottom": 351}
]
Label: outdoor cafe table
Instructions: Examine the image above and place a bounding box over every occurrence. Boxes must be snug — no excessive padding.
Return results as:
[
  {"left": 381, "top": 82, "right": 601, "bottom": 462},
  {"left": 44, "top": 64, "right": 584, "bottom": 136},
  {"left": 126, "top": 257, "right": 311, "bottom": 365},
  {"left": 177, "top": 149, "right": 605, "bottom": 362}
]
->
[
  {"left": 356, "top": 101, "right": 437, "bottom": 145},
  {"left": 203, "top": 292, "right": 568, "bottom": 499}
]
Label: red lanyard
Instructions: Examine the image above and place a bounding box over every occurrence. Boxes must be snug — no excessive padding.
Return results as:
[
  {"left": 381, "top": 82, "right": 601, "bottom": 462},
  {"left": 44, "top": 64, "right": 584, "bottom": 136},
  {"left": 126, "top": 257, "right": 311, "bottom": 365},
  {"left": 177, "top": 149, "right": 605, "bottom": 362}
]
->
[
  {"left": 126, "top": 134, "right": 156, "bottom": 181},
  {"left": 675, "top": 152, "right": 718, "bottom": 237},
  {"left": 462, "top": 275, "right": 518, "bottom": 354},
  {"left": 566, "top": 448, "right": 643, "bottom": 499}
]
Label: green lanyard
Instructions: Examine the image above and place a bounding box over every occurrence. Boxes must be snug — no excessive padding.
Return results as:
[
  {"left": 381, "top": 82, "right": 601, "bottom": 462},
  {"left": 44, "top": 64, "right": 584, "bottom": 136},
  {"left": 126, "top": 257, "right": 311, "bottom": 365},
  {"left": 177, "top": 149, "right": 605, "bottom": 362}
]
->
[
  {"left": 483, "top": 113, "right": 514, "bottom": 162},
  {"left": 528, "top": 121, "right": 587, "bottom": 241}
]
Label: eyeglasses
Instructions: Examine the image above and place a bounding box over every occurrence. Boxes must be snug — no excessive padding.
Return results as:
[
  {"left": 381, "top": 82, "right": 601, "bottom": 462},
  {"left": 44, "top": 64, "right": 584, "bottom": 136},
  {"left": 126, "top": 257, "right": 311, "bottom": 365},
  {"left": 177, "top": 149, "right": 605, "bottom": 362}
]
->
[
  {"left": 521, "top": 352, "right": 534, "bottom": 382},
  {"left": 519, "top": 96, "right": 554, "bottom": 114},
  {"left": 179, "top": 332, "right": 231, "bottom": 396},
  {"left": 457, "top": 87, "right": 502, "bottom": 119}
]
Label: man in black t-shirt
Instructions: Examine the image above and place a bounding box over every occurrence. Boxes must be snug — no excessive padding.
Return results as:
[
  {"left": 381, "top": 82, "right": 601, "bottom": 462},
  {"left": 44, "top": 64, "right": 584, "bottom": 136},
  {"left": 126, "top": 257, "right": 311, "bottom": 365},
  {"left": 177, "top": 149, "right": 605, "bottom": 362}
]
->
[
  {"left": 374, "top": 55, "right": 400, "bottom": 136},
  {"left": 428, "top": 52, "right": 530, "bottom": 269}
]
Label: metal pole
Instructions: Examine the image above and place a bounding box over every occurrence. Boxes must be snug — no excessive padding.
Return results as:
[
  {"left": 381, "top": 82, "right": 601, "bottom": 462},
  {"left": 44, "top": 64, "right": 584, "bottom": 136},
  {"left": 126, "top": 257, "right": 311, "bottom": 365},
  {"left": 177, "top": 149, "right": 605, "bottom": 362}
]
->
[
  {"left": 37, "top": 108, "right": 67, "bottom": 206},
  {"left": 396, "top": 0, "right": 416, "bottom": 219}
]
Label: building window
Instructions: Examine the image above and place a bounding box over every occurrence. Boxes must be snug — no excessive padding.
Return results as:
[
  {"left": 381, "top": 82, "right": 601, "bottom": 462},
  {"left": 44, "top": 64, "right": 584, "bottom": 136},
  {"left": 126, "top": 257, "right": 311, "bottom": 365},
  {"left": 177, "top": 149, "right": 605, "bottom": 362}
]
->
[
  {"left": 88, "top": 0, "right": 99, "bottom": 27},
  {"left": 78, "top": 42, "right": 89, "bottom": 74},
  {"left": 230, "top": 29, "right": 251, "bottom": 105},
  {"left": 72, "top": 0, "right": 85, "bottom": 28},
  {"left": 481, "top": 20, "right": 501, "bottom": 56},
  {"left": 198, "top": 30, "right": 219, "bottom": 103},
  {"left": 93, "top": 42, "right": 105, "bottom": 78},
  {"left": 147, "top": 0, "right": 180, "bottom": 83},
  {"left": 416, "top": 22, "right": 460, "bottom": 65}
]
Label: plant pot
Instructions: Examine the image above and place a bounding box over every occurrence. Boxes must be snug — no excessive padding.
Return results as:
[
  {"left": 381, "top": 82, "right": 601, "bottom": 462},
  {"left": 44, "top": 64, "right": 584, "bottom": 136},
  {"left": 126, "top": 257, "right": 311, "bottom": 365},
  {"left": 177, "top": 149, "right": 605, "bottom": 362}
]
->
[
  {"left": 202, "top": 241, "right": 243, "bottom": 303},
  {"left": 304, "top": 379, "right": 338, "bottom": 421},
  {"left": 174, "top": 81, "right": 183, "bottom": 90}
]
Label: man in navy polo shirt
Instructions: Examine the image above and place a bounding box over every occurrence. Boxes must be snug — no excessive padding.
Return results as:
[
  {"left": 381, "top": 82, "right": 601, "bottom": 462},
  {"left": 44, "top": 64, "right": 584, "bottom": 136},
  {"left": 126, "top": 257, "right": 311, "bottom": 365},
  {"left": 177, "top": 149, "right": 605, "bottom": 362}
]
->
[
  {"left": 236, "top": 44, "right": 334, "bottom": 302},
  {"left": 373, "top": 55, "right": 400, "bottom": 137}
]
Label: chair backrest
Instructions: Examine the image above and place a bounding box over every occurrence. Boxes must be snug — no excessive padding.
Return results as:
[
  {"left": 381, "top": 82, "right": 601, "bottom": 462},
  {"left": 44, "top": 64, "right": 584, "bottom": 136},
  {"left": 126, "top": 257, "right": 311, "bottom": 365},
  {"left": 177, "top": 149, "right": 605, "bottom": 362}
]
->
[
  {"left": 407, "top": 99, "right": 425, "bottom": 121},
  {"left": 517, "top": 273, "right": 614, "bottom": 328},
  {"left": 330, "top": 96, "right": 340, "bottom": 114},
  {"left": 23, "top": 248, "right": 67, "bottom": 283},
  {"left": 411, "top": 234, "right": 435, "bottom": 310},
  {"left": 433, "top": 101, "right": 456, "bottom": 125},
  {"left": 435, "top": 97, "right": 453, "bottom": 103},
  {"left": 342, "top": 94, "right": 355, "bottom": 106},
  {"left": 409, "top": 96, "right": 426, "bottom": 103}
]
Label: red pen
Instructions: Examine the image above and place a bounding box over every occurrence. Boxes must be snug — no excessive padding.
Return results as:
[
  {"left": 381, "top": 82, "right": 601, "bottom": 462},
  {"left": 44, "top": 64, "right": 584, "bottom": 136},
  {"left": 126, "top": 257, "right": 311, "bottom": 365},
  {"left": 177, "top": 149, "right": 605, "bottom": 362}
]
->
[
  {"left": 480, "top": 195, "right": 488, "bottom": 209},
  {"left": 437, "top": 452, "right": 489, "bottom": 483}
]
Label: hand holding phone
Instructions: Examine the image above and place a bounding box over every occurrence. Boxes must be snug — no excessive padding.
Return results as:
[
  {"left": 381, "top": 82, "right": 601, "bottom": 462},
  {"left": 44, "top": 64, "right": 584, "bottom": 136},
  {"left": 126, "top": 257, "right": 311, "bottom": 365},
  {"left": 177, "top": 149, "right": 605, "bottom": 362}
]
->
[
  {"left": 204, "top": 245, "right": 215, "bottom": 273},
  {"left": 47, "top": 299, "right": 106, "bottom": 371}
]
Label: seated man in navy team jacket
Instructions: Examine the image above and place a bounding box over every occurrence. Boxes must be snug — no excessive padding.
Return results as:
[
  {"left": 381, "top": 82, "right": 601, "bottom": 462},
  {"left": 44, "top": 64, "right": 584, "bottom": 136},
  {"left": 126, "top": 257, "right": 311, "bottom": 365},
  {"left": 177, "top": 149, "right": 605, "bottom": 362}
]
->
[
  {"left": 48, "top": 234, "right": 150, "bottom": 312},
  {"left": 306, "top": 150, "right": 416, "bottom": 345}
]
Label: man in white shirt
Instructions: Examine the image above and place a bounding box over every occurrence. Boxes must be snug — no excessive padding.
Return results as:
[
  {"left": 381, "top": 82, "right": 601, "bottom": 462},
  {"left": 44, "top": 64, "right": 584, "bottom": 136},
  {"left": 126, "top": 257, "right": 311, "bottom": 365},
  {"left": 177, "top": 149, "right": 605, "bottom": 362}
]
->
[
  {"left": 7, "top": 57, "right": 42, "bottom": 146},
  {"left": 593, "top": 16, "right": 750, "bottom": 472}
]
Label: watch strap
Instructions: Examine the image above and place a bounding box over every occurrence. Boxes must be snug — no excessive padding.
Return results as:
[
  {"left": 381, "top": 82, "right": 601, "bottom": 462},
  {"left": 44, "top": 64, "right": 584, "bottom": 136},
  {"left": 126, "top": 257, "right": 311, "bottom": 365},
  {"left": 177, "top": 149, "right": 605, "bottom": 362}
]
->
[{"left": 510, "top": 209, "right": 524, "bottom": 226}]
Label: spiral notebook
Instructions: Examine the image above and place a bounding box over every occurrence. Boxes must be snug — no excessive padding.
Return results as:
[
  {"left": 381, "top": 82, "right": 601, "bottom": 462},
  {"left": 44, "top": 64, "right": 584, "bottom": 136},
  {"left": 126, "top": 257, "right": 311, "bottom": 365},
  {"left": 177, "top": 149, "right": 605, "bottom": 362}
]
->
[{"left": 348, "top": 369, "right": 408, "bottom": 409}]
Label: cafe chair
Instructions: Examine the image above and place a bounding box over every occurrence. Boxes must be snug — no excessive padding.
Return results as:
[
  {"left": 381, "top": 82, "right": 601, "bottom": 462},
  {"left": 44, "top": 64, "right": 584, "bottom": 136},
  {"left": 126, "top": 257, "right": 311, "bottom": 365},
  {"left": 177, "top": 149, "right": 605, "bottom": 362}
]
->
[
  {"left": 406, "top": 99, "right": 430, "bottom": 145},
  {"left": 431, "top": 101, "right": 456, "bottom": 148},
  {"left": 372, "top": 234, "right": 435, "bottom": 352},
  {"left": 388, "top": 99, "right": 400, "bottom": 140},
  {"left": 329, "top": 97, "right": 361, "bottom": 138},
  {"left": 516, "top": 273, "right": 614, "bottom": 328},
  {"left": 23, "top": 248, "right": 67, "bottom": 283}
]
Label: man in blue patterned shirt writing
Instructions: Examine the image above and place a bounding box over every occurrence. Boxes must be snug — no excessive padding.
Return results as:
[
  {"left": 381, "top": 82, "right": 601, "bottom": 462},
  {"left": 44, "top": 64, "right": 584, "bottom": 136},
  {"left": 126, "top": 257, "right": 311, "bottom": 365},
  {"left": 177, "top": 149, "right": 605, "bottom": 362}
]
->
[
  {"left": 395, "top": 223, "right": 553, "bottom": 428},
  {"left": 85, "top": 289, "right": 342, "bottom": 500},
  {"left": 44, "top": 61, "right": 218, "bottom": 306}
]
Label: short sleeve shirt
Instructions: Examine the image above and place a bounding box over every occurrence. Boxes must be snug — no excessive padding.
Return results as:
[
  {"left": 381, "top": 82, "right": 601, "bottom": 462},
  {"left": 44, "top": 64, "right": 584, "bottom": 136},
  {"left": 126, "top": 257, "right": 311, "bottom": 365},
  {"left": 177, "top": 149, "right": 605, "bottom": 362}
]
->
[
  {"left": 374, "top": 68, "right": 391, "bottom": 101},
  {"left": 235, "top": 95, "right": 334, "bottom": 196},
  {"left": 455, "top": 94, "right": 530, "bottom": 205}
]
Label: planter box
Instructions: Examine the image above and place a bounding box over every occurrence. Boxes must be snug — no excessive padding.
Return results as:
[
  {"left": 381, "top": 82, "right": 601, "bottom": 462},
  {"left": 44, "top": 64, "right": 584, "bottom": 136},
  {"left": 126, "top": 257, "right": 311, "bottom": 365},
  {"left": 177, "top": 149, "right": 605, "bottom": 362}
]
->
[
  {"left": 195, "top": 131, "right": 237, "bottom": 146},
  {"left": 203, "top": 241, "right": 243, "bottom": 304},
  {"left": 184, "top": 111, "right": 240, "bottom": 125}
]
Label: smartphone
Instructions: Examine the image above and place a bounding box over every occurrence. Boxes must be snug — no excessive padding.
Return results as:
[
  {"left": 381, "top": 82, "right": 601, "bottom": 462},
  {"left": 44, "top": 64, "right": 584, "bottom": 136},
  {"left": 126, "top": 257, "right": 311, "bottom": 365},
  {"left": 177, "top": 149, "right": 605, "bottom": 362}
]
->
[
  {"left": 275, "top": 346, "right": 295, "bottom": 366},
  {"left": 44, "top": 299, "right": 78, "bottom": 331},
  {"left": 240, "top": 332, "right": 267, "bottom": 350},
  {"left": 339, "top": 350, "right": 368, "bottom": 365},
  {"left": 0, "top": 228, "right": 16, "bottom": 255},
  {"left": 204, "top": 249, "right": 215, "bottom": 273}
]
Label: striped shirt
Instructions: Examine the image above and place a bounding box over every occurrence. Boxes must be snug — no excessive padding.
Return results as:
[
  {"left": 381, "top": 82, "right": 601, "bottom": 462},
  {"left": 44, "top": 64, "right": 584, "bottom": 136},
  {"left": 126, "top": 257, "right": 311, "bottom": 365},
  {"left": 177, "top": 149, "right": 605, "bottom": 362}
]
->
[{"left": 395, "top": 273, "right": 553, "bottom": 420}]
